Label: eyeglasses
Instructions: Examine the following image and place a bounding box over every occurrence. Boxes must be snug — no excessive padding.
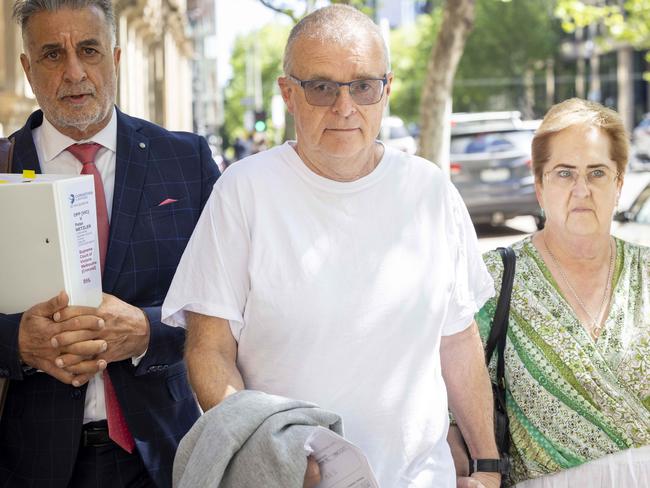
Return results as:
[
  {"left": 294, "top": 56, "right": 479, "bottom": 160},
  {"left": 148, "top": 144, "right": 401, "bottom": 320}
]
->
[
  {"left": 288, "top": 74, "right": 388, "bottom": 106},
  {"left": 543, "top": 166, "right": 620, "bottom": 190}
]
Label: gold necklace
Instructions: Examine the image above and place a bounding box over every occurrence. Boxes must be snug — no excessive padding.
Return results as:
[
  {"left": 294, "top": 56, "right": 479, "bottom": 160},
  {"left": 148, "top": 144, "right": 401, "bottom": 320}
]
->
[{"left": 541, "top": 235, "right": 614, "bottom": 338}]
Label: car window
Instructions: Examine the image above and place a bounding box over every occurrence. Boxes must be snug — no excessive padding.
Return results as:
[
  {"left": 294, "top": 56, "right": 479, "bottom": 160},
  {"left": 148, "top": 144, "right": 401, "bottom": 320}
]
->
[{"left": 450, "top": 130, "right": 533, "bottom": 155}]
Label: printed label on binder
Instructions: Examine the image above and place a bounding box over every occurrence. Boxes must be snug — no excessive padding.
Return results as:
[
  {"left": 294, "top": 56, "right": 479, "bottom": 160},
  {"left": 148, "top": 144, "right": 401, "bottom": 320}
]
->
[{"left": 67, "top": 180, "right": 101, "bottom": 289}]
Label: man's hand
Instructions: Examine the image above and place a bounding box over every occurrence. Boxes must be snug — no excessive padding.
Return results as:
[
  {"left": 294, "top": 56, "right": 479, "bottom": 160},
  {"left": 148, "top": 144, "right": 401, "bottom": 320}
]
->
[
  {"left": 457, "top": 472, "right": 501, "bottom": 488},
  {"left": 52, "top": 293, "right": 150, "bottom": 374},
  {"left": 18, "top": 291, "right": 105, "bottom": 386},
  {"left": 303, "top": 456, "right": 321, "bottom": 488}
]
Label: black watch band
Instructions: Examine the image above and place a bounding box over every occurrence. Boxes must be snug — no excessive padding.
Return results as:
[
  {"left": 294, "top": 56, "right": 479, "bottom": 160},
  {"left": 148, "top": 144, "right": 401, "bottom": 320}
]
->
[{"left": 469, "top": 458, "right": 502, "bottom": 474}]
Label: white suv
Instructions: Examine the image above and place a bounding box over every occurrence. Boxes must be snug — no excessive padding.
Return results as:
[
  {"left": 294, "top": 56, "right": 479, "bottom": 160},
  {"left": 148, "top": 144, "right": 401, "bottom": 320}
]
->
[
  {"left": 632, "top": 113, "right": 650, "bottom": 162},
  {"left": 380, "top": 116, "right": 417, "bottom": 154}
]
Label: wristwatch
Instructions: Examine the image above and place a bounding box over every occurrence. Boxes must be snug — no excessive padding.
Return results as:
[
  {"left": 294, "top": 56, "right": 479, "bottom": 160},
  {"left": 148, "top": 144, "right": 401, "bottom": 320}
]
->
[{"left": 469, "top": 458, "right": 508, "bottom": 475}]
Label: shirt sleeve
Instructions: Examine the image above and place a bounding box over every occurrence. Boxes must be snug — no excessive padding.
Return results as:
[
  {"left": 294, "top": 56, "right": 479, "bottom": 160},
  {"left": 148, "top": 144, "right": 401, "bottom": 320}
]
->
[
  {"left": 161, "top": 181, "right": 250, "bottom": 341},
  {"left": 441, "top": 182, "right": 495, "bottom": 336}
]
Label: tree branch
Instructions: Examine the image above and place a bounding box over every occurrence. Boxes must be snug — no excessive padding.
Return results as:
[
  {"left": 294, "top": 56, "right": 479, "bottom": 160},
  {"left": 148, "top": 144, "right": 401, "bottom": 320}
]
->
[{"left": 258, "top": 0, "right": 300, "bottom": 23}]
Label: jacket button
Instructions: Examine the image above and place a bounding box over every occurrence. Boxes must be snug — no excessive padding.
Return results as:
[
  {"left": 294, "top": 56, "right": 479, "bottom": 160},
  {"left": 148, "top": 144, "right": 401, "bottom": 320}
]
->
[
  {"left": 0, "top": 368, "right": 9, "bottom": 377},
  {"left": 71, "top": 389, "right": 82, "bottom": 399}
]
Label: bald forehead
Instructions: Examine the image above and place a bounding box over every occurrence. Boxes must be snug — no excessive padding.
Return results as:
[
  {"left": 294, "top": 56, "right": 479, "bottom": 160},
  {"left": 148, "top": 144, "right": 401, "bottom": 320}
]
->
[
  {"left": 288, "top": 33, "right": 388, "bottom": 78},
  {"left": 283, "top": 8, "right": 389, "bottom": 76}
]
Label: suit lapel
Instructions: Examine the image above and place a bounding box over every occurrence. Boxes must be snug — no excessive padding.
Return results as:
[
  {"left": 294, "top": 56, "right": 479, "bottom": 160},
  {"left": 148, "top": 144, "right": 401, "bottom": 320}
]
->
[
  {"left": 103, "top": 110, "right": 149, "bottom": 292},
  {"left": 10, "top": 111, "right": 45, "bottom": 174}
]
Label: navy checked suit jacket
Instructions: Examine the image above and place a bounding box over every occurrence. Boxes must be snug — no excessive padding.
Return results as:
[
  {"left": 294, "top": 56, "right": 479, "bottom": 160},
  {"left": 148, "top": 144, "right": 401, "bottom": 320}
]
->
[{"left": 0, "top": 109, "right": 220, "bottom": 488}]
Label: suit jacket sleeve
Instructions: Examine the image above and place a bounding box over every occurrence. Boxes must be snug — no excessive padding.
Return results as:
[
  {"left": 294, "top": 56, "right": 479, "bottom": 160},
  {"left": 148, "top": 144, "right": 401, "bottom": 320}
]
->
[
  {"left": 133, "top": 135, "right": 219, "bottom": 376},
  {"left": 0, "top": 313, "right": 25, "bottom": 381}
]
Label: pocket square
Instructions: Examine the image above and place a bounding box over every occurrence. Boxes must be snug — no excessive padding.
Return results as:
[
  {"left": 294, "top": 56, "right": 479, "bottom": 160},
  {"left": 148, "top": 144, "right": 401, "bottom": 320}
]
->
[{"left": 158, "top": 198, "right": 178, "bottom": 206}]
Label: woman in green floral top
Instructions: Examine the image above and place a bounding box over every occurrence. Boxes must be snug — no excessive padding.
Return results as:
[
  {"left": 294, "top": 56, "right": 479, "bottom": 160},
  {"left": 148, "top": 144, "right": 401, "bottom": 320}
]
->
[{"left": 476, "top": 99, "right": 650, "bottom": 487}]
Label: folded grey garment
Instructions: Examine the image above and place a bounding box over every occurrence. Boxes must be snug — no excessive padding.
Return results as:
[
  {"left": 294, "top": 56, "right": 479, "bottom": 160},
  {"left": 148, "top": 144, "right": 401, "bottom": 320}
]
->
[{"left": 173, "top": 390, "right": 343, "bottom": 488}]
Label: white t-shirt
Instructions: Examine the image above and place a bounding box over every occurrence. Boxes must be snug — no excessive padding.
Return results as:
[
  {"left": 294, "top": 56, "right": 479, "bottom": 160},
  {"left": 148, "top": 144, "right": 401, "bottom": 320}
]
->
[{"left": 162, "top": 142, "right": 494, "bottom": 487}]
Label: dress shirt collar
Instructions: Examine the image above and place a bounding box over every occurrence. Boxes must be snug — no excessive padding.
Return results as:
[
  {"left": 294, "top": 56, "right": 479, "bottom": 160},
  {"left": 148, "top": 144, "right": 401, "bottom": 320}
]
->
[{"left": 38, "top": 107, "right": 118, "bottom": 163}]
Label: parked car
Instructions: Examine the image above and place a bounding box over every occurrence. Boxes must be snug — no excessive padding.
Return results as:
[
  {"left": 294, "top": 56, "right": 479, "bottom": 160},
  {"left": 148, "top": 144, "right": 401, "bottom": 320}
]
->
[
  {"left": 449, "top": 113, "right": 543, "bottom": 227},
  {"left": 613, "top": 181, "right": 650, "bottom": 247},
  {"left": 381, "top": 116, "right": 417, "bottom": 154},
  {"left": 632, "top": 113, "right": 650, "bottom": 161},
  {"left": 450, "top": 111, "right": 523, "bottom": 134}
]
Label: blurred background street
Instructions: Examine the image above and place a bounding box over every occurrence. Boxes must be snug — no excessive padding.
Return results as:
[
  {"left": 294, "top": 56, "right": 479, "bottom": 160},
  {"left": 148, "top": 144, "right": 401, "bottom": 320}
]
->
[{"left": 2, "top": 0, "right": 650, "bottom": 247}]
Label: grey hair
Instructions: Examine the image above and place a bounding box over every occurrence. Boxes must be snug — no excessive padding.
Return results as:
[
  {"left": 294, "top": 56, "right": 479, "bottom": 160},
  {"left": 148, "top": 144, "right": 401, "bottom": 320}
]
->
[
  {"left": 283, "top": 4, "right": 390, "bottom": 76},
  {"left": 13, "top": 0, "right": 116, "bottom": 46}
]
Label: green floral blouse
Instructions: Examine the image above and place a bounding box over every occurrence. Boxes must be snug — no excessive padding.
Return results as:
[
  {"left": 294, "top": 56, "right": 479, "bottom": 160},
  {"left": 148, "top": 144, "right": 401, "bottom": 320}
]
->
[{"left": 476, "top": 236, "right": 650, "bottom": 486}]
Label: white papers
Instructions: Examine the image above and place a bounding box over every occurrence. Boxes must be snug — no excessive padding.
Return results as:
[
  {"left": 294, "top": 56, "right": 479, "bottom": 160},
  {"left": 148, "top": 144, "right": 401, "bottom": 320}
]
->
[
  {"left": 304, "top": 426, "right": 379, "bottom": 488},
  {"left": 0, "top": 173, "right": 102, "bottom": 313}
]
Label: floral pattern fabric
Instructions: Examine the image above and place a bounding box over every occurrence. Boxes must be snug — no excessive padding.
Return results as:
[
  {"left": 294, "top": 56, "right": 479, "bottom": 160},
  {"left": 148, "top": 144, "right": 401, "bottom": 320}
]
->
[{"left": 476, "top": 236, "right": 650, "bottom": 486}]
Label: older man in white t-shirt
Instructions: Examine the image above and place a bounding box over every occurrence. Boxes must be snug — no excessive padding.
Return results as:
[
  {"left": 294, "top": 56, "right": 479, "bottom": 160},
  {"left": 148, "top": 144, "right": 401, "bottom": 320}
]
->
[{"left": 162, "top": 5, "right": 501, "bottom": 488}]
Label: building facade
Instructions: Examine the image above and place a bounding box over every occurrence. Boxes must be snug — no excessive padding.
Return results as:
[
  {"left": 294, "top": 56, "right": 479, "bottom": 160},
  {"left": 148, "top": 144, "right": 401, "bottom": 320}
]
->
[
  {"left": 0, "top": 1, "right": 35, "bottom": 136},
  {"left": 187, "top": 0, "right": 222, "bottom": 140},
  {"left": 114, "top": 0, "right": 193, "bottom": 131}
]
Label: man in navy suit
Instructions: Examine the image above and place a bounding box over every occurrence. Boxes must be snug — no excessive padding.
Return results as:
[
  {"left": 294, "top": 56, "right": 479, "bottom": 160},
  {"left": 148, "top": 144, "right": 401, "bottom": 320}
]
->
[{"left": 0, "top": 1, "right": 219, "bottom": 486}]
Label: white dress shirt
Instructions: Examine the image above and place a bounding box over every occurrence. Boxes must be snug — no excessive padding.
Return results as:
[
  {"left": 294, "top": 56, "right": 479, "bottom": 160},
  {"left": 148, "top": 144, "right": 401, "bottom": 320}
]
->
[{"left": 32, "top": 110, "right": 116, "bottom": 423}]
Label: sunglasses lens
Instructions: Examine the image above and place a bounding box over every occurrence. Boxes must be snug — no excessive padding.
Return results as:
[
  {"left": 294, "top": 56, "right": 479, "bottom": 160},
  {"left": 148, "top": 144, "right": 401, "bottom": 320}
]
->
[
  {"left": 303, "top": 79, "right": 385, "bottom": 106},
  {"left": 304, "top": 81, "right": 338, "bottom": 106},
  {"left": 349, "top": 80, "right": 384, "bottom": 105}
]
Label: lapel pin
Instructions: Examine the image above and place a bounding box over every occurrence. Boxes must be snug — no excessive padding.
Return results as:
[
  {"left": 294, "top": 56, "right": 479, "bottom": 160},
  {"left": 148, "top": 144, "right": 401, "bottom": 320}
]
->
[{"left": 139, "top": 142, "right": 146, "bottom": 149}]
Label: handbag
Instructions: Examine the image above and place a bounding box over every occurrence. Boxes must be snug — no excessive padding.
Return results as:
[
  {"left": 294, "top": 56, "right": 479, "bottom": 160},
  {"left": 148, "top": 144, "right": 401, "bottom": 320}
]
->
[
  {"left": 0, "top": 136, "right": 14, "bottom": 421},
  {"left": 483, "top": 246, "right": 516, "bottom": 484}
]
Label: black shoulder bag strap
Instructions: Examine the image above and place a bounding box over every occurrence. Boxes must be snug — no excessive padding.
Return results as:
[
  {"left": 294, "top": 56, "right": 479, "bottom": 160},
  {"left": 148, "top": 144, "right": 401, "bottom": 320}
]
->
[
  {"left": 0, "top": 137, "right": 15, "bottom": 174},
  {"left": 485, "top": 246, "right": 516, "bottom": 364},
  {"left": 484, "top": 246, "right": 516, "bottom": 457}
]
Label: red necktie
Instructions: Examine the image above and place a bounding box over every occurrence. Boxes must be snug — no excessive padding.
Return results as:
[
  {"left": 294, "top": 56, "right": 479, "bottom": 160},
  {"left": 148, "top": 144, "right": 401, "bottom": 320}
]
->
[
  {"left": 66, "top": 143, "right": 108, "bottom": 272},
  {"left": 102, "top": 372, "right": 135, "bottom": 453},
  {"left": 67, "top": 143, "right": 136, "bottom": 454}
]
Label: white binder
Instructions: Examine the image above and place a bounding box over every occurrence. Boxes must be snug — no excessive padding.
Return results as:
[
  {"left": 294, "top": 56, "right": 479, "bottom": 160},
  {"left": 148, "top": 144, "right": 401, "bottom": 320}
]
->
[{"left": 0, "top": 173, "right": 103, "bottom": 314}]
